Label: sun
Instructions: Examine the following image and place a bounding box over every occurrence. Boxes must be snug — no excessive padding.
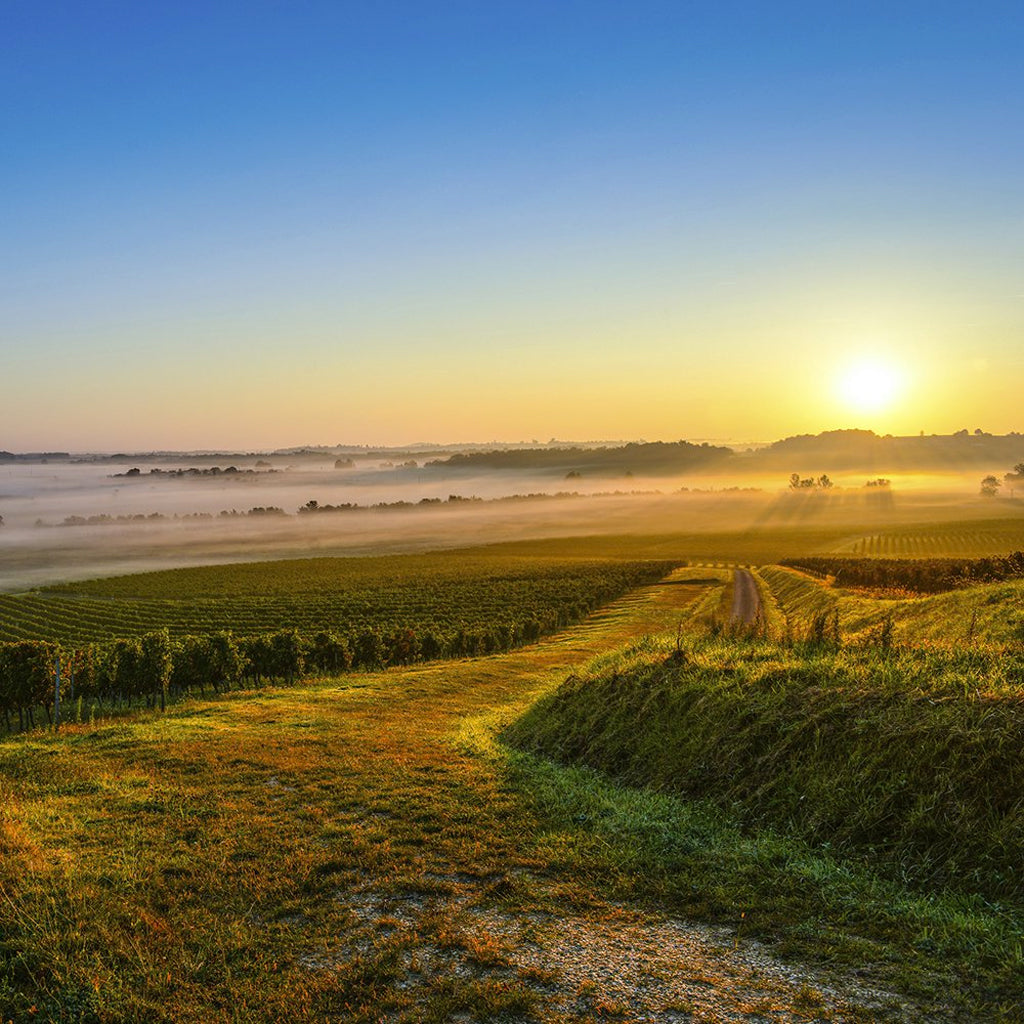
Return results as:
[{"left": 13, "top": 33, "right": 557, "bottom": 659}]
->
[{"left": 837, "top": 357, "right": 903, "bottom": 413}]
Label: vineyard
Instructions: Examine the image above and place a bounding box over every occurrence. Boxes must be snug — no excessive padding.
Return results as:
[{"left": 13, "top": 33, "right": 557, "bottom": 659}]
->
[
  {"left": 1, "top": 554, "right": 675, "bottom": 644},
  {"left": 781, "top": 552, "right": 1024, "bottom": 592},
  {"left": 827, "top": 516, "right": 1024, "bottom": 557},
  {"left": 0, "top": 554, "right": 676, "bottom": 732}
]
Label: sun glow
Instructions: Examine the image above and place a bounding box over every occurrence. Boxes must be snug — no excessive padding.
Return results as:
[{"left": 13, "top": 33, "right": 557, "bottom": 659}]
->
[{"left": 837, "top": 357, "right": 904, "bottom": 413}]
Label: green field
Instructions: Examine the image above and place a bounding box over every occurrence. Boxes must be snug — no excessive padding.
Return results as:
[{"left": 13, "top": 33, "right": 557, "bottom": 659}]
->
[
  {"left": 827, "top": 516, "right": 1024, "bottom": 557},
  {"left": 3, "top": 530, "right": 1024, "bottom": 1022},
  {"left": 438, "top": 513, "right": 1024, "bottom": 564},
  {"left": 0, "top": 554, "right": 675, "bottom": 644}
]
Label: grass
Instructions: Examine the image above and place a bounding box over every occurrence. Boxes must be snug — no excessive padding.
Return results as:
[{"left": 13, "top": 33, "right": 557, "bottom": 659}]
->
[
  {"left": 494, "top": 741, "right": 1024, "bottom": 1016},
  {"left": 760, "top": 564, "right": 1024, "bottom": 646},
  {"left": 0, "top": 570, "right": 711, "bottom": 1023},
  {"left": 2, "top": 554, "right": 1023, "bottom": 1021},
  {"left": 503, "top": 635, "right": 1024, "bottom": 902}
]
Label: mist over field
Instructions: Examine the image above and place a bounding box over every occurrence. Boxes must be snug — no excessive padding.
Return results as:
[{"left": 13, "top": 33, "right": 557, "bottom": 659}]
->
[
  {"left": 1, "top": 444, "right": 1016, "bottom": 591},
  {"left": 6, "top": 5, "right": 1024, "bottom": 1021}
]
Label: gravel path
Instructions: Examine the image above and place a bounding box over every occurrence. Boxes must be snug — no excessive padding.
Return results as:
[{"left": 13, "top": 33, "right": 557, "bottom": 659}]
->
[{"left": 315, "top": 871, "right": 926, "bottom": 1023}]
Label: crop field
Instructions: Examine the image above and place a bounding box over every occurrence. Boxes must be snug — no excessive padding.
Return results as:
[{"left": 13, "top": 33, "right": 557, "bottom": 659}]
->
[
  {"left": 827, "top": 515, "right": 1024, "bottom": 557},
  {"left": 3, "top": 536, "right": 1024, "bottom": 1021},
  {"left": 436, "top": 512, "right": 1024, "bottom": 568},
  {"left": 780, "top": 552, "right": 1024, "bottom": 592},
  {"left": 0, "top": 554, "right": 676, "bottom": 644},
  {"left": 467, "top": 528, "right": 863, "bottom": 566}
]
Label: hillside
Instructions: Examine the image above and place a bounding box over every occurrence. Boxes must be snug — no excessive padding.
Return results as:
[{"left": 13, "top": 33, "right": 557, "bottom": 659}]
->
[{"left": 3, "top": 565, "right": 1019, "bottom": 1021}]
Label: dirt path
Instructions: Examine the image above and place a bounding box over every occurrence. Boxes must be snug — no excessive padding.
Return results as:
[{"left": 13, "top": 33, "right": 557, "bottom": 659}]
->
[
  {"left": 729, "top": 567, "right": 762, "bottom": 625},
  {"left": 1, "top": 569, "right": 942, "bottom": 1022}
]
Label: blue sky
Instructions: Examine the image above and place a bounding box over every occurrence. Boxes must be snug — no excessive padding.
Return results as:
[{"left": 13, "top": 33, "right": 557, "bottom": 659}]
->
[{"left": 3, "top": 1, "right": 1022, "bottom": 449}]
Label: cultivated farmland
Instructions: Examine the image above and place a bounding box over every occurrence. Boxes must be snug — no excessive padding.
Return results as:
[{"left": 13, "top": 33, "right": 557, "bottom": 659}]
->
[
  {"left": 0, "top": 554, "right": 676, "bottom": 644},
  {"left": 827, "top": 516, "right": 1024, "bottom": 557},
  {"left": 2, "top": 530, "right": 1024, "bottom": 1021}
]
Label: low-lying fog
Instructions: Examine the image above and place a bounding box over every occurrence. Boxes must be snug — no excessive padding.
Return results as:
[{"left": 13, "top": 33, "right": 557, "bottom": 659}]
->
[{"left": 0, "top": 455, "right": 1012, "bottom": 591}]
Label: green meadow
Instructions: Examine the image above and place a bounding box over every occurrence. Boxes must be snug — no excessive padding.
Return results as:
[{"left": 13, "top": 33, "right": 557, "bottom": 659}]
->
[{"left": 2, "top": 514, "right": 1024, "bottom": 1021}]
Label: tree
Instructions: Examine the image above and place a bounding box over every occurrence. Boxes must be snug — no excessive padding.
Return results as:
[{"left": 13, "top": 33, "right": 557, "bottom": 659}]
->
[{"left": 980, "top": 475, "right": 1000, "bottom": 497}]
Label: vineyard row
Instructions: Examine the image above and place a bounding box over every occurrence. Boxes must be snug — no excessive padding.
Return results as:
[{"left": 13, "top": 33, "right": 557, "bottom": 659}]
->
[
  {"left": 2, "top": 561, "right": 675, "bottom": 644},
  {"left": 1, "top": 561, "right": 675, "bottom": 732},
  {"left": 781, "top": 552, "right": 1024, "bottom": 593}
]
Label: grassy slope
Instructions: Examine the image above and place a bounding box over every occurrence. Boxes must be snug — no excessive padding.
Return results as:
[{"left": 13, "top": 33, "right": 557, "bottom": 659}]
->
[
  {"left": 504, "top": 638, "right": 1024, "bottom": 900},
  {"left": 1, "top": 566, "right": 1020, "bottom": 1021},
  {"left": 760, "top": 565, "right": 1024, "bottom": 645}
]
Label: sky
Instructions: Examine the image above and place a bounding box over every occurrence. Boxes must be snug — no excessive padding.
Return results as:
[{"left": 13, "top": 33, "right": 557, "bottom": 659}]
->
[{"left": 3, "top": 1, "right": 1022, "bottom": 451}]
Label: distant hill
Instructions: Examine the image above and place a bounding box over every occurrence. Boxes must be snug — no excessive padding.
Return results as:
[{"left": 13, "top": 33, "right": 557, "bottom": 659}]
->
[
  {"left": 1, "top": 430, "right": 1021, "bottom": 475},
  {"left": 423, "top": 440, "right": 733, "bottom": 476},
  {"left": 748, "top": 429, "right": 1024, "bottom": 471},
  {"left": 0, "top": 451, "right": 70, "bottom": 462},
  {"left": 422, "top": 431, "right": 1024, "bottom": 477}
]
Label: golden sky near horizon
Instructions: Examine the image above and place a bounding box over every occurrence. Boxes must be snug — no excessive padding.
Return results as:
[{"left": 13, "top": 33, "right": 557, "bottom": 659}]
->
[{"left": 3, "top": 5, "right": 1021, "bottom": 451}]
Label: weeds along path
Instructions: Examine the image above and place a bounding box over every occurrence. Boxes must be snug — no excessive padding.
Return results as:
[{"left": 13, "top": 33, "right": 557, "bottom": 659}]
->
[{"left": 1, "top": 568, "right": 929, "bottom": 1023}]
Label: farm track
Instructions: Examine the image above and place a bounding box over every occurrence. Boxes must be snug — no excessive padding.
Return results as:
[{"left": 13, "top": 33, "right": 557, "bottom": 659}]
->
[
  {"left": 0, "top": 570, "right": 946, "bottom": 1022},
  {"left": 729, "top": 569, "right": 762, "bottom": 625}
]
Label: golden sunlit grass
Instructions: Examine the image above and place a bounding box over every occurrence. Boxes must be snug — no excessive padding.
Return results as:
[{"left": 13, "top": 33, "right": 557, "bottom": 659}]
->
[
  {"left": 759, "top": 563, "right": 1024, "bottom": 645},
  {"left": 2, "top": 564, "right": 1021, "bottom": 1022},
  {"left": 0, "top": 577, "right": 710, "bottom": 1023}
]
